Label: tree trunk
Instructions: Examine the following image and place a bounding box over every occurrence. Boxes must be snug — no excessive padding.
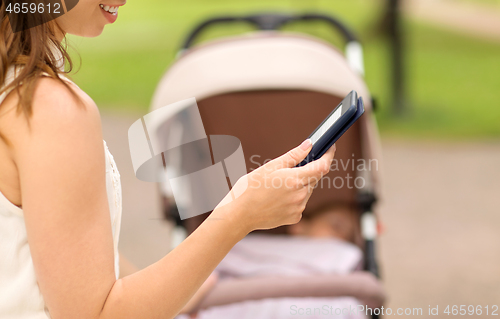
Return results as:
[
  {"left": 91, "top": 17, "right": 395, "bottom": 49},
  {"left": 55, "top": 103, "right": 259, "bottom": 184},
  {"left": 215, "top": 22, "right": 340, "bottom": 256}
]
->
[{"left": 386, "top": 0, "right": 407, "bottom": 116}]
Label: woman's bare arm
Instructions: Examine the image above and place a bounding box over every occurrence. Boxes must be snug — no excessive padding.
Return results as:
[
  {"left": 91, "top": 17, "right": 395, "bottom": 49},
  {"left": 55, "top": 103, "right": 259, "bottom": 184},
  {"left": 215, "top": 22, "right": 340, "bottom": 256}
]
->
[
  {"left": 11, "top": 79, "right": 117, "bottom": 319},
  {"left": 9, "top": 78, "right": 335, "bottom": 319}
]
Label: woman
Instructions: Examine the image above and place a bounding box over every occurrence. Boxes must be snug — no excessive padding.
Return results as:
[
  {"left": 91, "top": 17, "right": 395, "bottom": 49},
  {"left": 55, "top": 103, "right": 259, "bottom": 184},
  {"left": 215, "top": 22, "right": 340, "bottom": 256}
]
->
[{"left": 0, "top": 1, "right": 336, "bottom": 318}]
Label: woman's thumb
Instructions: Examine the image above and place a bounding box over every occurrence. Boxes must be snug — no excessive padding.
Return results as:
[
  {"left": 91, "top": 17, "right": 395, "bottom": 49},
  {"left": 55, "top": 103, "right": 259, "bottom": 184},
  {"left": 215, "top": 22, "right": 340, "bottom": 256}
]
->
[{"left": 265, "top": 139, "right": 312, "bottom": 170}]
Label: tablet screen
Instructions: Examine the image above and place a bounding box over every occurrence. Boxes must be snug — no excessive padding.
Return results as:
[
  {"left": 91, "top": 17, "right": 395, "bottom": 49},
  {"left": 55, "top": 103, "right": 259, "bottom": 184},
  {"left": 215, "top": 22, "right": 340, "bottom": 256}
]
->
[{"left": 310, "top": 105, "right": 343, "bottom": 145}]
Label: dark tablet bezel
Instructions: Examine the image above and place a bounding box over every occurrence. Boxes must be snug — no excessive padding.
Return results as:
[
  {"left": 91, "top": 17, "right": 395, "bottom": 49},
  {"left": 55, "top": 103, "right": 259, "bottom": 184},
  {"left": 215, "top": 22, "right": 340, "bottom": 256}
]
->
[{"left": 297, "top": 91, "right": 364, "bottom": 167}]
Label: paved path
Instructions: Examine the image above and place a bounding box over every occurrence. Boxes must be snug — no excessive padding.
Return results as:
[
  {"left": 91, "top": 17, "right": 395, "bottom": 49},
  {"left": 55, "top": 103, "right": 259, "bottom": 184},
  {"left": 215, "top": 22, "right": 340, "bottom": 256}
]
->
[
  {"left": 378, "top": 139, "right": 500, "bottom": 314},
  {"left": 404, "top": 0, "right": 500, "bottom": 42},
  {"left": 101, "top": 112, "right": 500, "bottom": 317}
]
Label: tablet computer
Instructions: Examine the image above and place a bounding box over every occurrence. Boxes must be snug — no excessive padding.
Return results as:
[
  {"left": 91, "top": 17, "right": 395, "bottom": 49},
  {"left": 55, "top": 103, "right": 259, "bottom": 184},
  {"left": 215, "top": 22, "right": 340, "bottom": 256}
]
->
[{"left": 298, "top": 90, "right": 365, "bottom": 167}]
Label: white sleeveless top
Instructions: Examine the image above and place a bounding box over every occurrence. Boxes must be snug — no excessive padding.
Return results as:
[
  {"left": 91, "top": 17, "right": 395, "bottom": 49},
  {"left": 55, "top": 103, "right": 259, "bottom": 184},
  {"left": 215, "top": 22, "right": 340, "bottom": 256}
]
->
[{"left": 0, "top": 67, "right": 123, "bottom": 318}]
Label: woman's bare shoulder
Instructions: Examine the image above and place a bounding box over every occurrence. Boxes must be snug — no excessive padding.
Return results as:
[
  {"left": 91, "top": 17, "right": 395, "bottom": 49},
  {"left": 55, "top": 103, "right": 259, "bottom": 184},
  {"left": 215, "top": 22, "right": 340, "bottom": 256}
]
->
[
  {"left": 1, "top": 76, "right": 103, "bottom": 153},
  {"left": 30, "top": 76, "right": 101, "bottom": 127}
]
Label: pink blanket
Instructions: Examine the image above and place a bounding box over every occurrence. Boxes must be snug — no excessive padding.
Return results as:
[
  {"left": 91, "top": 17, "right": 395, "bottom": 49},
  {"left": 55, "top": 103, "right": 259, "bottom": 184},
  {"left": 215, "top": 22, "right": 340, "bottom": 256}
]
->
[
  {"left": 216, "top": 234, "right": 363, "bottom": 278},
  {"left": 177, "top": 235, "right": 371, "bottom": 319}
]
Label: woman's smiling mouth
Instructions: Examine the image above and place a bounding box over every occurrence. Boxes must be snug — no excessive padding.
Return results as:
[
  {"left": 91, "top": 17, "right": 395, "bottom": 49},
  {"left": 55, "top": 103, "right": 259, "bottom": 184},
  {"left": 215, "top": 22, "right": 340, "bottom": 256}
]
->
[{"left": 99, "top": 4, "right": 122, "bottom": 23}]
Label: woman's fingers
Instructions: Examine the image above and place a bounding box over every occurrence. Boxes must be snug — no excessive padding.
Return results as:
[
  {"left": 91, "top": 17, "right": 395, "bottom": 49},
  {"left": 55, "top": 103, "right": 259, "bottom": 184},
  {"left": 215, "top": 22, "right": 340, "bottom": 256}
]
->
[
  {"left": 225, "top": 142, "right": 337, "bottom": 231},
  {"left": 264, "top": 139, "right": 312, "bottom": 171},
  {"left": 316, "top": 142, "right": 336, "bottom": 165},
  {"left": 295, "top": 144, "right": 337, "bottom": 183}
]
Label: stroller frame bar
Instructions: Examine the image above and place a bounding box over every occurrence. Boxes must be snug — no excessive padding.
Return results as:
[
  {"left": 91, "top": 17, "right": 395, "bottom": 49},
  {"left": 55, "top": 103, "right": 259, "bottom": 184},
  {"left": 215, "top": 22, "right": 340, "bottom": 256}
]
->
[{"left": 179, "top": 13, "right": 365, "bottom": 75}]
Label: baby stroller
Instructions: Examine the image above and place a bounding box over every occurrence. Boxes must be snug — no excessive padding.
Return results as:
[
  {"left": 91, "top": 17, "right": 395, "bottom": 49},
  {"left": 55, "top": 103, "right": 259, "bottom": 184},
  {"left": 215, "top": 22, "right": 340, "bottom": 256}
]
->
[{"left": 149, "top": 13, "right": 385, "bottom": 318}]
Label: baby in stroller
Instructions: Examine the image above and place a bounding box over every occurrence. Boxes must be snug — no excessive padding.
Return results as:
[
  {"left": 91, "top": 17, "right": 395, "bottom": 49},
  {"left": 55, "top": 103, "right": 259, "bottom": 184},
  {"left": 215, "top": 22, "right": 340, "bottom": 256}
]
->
[
  {"left": 288, "top": 202, "right": 359, "bottom": 242},
  {"left": 177, "top": 202, "right": 384, "bottom": 319}
]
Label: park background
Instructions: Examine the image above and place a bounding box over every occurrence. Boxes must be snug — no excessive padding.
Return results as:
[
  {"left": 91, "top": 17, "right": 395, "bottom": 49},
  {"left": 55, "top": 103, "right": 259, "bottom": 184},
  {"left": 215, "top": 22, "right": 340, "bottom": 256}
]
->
[{"left": 67, "top": 0, "right": 500, "bottom": 316}]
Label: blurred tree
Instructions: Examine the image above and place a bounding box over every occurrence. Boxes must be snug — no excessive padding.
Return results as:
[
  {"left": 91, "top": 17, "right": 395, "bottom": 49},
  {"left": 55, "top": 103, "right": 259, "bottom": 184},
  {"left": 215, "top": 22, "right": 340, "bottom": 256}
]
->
[{"left": 383, "top": 0, "right": 408, "bottom": 116}]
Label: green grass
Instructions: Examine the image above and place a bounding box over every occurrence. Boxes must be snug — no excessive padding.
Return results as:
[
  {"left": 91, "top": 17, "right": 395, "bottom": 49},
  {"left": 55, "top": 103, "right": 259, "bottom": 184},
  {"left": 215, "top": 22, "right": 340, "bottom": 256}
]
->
[
  {"left": 373, "top": 21, "right": 500, "bottom": 139},
  {"left": 67, "top": 0, "right": 500, "bottom": 139}
]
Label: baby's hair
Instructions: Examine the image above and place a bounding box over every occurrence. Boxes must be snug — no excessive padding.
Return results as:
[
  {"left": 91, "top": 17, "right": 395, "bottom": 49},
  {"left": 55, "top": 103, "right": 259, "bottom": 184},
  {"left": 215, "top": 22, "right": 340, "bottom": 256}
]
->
[
  {"left": 302, "top": 201, "right": 359, "bottom": 220},
  {"left": 293, "top": 201, "right": 362, "bottom": 246}
]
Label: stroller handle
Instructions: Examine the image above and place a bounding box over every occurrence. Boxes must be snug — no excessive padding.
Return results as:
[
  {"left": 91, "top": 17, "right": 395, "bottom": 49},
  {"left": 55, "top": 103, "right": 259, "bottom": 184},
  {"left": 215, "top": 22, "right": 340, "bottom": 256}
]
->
[{"left": 179, "top": 13, "right": 365, "bottom": 75}]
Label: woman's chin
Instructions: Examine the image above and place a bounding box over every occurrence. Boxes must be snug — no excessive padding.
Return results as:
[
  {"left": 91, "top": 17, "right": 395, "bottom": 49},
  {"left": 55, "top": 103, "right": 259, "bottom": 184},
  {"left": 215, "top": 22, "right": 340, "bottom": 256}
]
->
[{"left": 73, "top": 26, "right": 106, "bottom": 38}]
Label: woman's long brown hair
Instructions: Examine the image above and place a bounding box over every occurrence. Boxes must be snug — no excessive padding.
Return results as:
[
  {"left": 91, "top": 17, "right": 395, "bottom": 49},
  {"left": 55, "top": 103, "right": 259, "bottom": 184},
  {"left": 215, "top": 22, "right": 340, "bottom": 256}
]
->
[{"left": 0, "top": 1, "right": 79, "bottom": 145}]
